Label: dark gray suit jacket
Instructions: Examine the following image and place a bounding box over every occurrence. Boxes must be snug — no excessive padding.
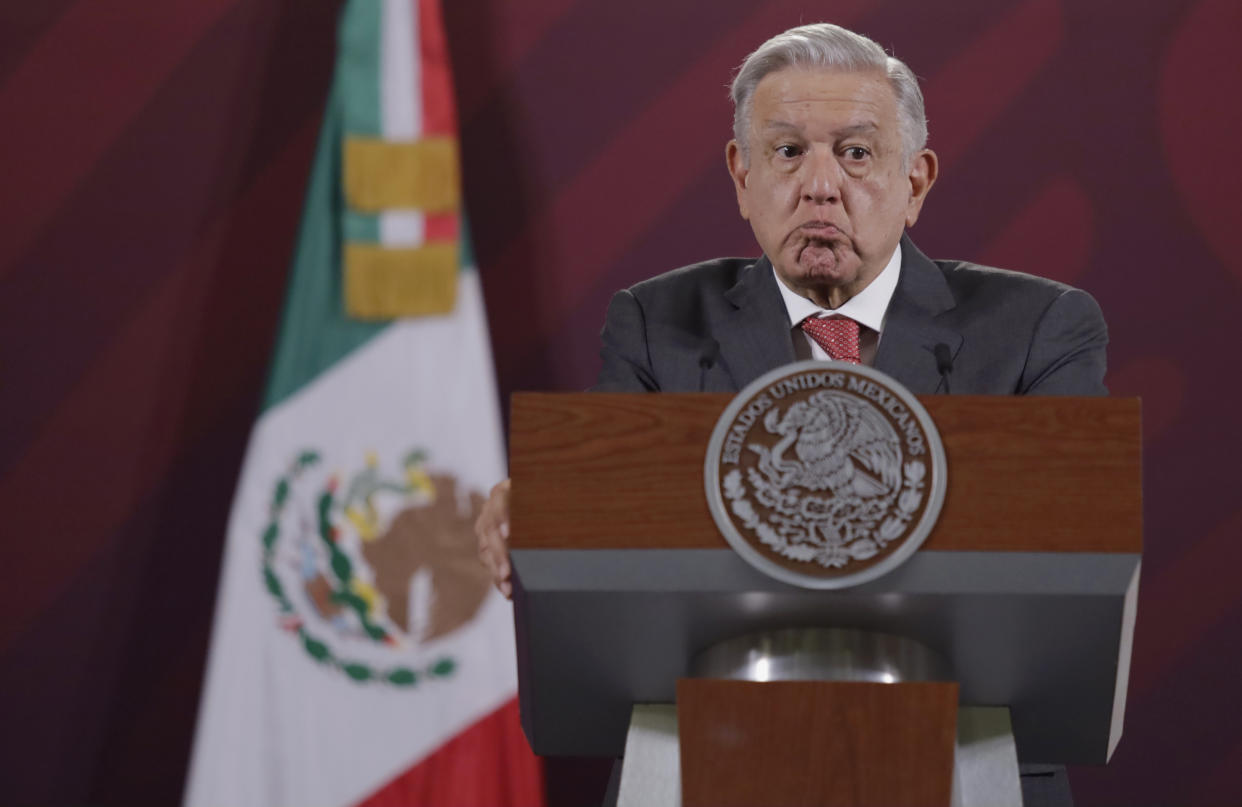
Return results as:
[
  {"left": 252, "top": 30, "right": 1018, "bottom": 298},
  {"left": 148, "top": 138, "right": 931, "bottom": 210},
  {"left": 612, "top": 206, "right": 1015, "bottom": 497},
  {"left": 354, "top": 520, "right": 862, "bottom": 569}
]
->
[{"left": 594, "top": 235, "right": 1107, "bottom": 396}]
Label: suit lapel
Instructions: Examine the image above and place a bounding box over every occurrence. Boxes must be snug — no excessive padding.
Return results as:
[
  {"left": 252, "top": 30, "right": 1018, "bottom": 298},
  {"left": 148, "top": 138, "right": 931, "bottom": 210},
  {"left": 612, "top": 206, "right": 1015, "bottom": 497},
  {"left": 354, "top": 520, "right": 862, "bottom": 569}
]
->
[
  {"left": 717, "top": 256, "right": 797, "bottom": 389},
  {"left": 873, "top": 235, "right": 963, "bottom": 394},
  {"left": 713, "top": 241, "right": 962, "bottom": 394}
]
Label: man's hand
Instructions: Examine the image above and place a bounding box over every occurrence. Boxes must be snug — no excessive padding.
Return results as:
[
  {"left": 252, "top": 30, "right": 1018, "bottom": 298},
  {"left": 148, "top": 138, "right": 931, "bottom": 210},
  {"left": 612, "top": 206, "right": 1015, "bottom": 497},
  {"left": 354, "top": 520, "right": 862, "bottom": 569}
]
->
[{"left": 476, "top": 478, "right": 513, "bottom": 598}]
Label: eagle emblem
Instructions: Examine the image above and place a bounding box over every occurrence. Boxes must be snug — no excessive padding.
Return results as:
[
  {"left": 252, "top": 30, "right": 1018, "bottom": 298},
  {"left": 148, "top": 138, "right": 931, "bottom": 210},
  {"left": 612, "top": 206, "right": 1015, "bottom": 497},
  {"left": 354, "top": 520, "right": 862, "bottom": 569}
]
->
[{"left": 706, "top": 363, "right": 946, "bottom": 588}]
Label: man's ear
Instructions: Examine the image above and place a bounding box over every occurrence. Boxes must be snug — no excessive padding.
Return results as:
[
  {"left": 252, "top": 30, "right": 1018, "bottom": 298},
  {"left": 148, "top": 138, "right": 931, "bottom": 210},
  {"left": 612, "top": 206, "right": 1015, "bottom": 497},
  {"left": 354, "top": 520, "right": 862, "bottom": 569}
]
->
[
  {"left": 905, "top": 148, "right": 938, "bottom": 228},
  {"left": 726, "top": 139, "right": 750, "bottom": 220}
]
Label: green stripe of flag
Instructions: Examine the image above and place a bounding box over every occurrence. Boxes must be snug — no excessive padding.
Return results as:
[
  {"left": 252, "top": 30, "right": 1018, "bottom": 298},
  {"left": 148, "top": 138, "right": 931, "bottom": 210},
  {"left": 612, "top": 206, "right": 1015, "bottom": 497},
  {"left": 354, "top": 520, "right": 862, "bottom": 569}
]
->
[
  {"left": 264, "top": 0, "right": 480, "bottom": 410},
  {"left": 343, "top": 210, "right": 382, "bottom": 243},
  {"left": 262, "top": 85, "right": 388, "bottom": 411},
  {"left": 337, "top": 0, "right": 383, "bottom": 137}
]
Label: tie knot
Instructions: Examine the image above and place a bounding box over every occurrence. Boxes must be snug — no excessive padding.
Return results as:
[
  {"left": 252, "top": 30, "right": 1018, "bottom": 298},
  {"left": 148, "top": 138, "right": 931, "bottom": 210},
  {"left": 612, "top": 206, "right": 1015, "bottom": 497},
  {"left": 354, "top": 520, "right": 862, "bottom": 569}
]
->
[{"left": 800, "top": 315, "right": 862, "bottom": 365}]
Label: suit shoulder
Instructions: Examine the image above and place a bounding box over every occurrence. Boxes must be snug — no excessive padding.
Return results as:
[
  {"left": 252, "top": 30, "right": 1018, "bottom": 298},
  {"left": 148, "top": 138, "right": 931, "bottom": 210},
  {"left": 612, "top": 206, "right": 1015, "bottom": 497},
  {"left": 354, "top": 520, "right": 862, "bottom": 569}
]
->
[
  {"left": 932, "top": 259, "right": 1090, "bottom": 306},
  {"left": 625, "top": 257, "right": 758, "bottom": 302}
]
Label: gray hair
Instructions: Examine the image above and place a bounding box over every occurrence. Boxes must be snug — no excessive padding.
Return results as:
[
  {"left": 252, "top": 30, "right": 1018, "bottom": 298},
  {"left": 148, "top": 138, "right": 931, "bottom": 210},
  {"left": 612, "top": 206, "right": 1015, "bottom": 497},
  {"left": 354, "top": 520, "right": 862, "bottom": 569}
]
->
[{"left": 730, "top": 23, "right": 928, "bottom": 164}]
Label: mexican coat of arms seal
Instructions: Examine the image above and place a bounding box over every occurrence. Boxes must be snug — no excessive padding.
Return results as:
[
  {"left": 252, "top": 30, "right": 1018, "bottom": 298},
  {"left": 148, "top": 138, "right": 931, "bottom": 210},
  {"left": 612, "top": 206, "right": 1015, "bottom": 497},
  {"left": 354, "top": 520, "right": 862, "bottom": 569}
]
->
[{"left": 704, "top": 361, "right": 947, "bottom": 589}]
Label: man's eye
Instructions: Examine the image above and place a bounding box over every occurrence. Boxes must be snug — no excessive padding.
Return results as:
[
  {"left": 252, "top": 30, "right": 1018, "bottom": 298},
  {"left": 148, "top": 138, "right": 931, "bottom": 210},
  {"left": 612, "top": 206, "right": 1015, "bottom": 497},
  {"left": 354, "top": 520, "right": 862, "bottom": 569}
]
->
[
  {"left": 775, "top": 144, "right": 803, "bottom": 159},
  {"left": 843, "top": 146, "right": 870, "bottom": 160}
]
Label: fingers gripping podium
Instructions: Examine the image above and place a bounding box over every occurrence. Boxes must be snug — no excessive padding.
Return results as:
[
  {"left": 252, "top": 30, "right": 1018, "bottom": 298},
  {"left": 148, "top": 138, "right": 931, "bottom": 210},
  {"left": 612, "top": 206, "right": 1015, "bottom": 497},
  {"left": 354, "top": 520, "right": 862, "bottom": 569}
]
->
[{"left": 507, "top": 386, "right": 1141, "bottom": 807}]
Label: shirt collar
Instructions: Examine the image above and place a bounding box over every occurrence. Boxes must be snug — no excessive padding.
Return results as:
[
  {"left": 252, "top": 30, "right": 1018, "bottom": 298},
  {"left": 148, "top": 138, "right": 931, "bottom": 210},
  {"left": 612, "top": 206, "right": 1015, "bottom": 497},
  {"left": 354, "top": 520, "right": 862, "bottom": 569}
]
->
[{"left": 773, "top": 241, "right": 902, "bottom": 333}]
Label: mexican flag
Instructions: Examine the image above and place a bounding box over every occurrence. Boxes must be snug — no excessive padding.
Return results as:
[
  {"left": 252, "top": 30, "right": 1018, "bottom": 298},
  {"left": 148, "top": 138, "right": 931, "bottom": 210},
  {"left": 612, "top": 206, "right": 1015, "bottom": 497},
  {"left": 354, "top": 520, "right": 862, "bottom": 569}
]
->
[{"left": 183, "top": 1, "right": 542, "bottom": 804}]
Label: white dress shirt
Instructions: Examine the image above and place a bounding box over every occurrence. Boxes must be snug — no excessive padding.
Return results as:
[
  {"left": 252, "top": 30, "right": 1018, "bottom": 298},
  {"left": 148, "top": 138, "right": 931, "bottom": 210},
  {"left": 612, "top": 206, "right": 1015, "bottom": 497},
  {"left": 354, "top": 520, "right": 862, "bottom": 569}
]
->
[{"left": 773, "top": 242, "right": 902, "bottom": 365}]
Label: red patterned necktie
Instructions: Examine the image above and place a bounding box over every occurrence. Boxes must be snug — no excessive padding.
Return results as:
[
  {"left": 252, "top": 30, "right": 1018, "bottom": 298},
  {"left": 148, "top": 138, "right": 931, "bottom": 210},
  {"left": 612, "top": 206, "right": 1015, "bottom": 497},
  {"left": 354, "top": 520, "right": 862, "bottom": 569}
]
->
[{"left": 800, "top": 315, "right": 862, "bottom": 365}]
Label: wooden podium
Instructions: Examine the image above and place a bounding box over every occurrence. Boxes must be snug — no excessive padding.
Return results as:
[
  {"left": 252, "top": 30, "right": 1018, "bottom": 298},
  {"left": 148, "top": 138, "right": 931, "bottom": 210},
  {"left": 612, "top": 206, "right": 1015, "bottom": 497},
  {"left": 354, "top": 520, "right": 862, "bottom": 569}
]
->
[{"left": 508, "top": 393, "right": 1142, "bottom": 806}]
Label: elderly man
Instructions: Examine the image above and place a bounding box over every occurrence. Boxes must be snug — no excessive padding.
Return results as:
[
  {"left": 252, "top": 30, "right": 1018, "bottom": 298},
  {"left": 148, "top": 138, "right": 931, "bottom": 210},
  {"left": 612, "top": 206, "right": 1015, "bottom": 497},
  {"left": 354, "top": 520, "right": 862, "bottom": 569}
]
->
[
  {"left": 483, "top": 24, "right": 1102, "bottom": 803},
  {"left": 478, "top": 21, "right": 1107, "bottom": 593},
  {"left": 593, "top": 25, "right": 1106, "bottom": 395}
]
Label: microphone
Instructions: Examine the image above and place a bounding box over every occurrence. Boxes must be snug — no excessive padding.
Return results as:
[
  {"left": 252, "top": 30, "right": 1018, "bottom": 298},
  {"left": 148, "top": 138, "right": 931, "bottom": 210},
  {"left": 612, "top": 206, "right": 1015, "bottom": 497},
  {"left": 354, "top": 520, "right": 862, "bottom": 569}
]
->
[
  {"left": 932, "top": 343, "right": 953, "bottom": 394},
  {"left": 698, "top": 339, "right": 720, "bottom": 390}
]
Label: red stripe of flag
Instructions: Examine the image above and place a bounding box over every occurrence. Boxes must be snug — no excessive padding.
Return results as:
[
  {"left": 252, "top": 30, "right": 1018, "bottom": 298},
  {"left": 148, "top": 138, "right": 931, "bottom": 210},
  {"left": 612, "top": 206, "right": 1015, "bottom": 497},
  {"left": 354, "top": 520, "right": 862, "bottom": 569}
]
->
[
  {"left": 425, "top": 212, "right": 460, "bottom": 242},
  {"left": 356, "top": 697, "right": 544, "bottom": 807},
  {"left": 418, "top": 0, "right": 457, "bottom": 137}
]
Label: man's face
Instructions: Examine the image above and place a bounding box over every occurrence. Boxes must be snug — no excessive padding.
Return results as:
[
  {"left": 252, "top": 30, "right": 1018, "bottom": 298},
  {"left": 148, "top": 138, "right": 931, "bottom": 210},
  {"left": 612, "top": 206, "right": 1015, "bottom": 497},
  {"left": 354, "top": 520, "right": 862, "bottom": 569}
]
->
[{"left": 727, "top": 67, "right": 937, "bottom": 308}]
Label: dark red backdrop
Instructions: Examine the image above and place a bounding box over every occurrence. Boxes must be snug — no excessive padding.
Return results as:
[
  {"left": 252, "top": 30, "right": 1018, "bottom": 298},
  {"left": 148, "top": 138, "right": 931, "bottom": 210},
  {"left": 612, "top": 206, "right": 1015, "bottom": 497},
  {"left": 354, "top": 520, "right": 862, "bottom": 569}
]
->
[{"left": 2, "top": 0, "right": 1240, "bottom": 804}]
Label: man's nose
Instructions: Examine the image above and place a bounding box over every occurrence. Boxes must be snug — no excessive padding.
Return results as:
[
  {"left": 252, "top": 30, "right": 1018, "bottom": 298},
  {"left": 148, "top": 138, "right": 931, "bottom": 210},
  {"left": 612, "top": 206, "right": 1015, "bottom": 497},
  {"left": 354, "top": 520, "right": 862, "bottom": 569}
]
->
[{"left": 801, "top": 148, "right": 841, "bottom": 204}]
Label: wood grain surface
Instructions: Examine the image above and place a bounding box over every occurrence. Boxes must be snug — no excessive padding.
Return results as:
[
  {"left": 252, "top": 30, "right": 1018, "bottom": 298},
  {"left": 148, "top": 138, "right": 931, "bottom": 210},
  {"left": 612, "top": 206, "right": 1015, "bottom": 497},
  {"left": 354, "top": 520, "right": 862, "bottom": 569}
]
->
[
  {"left": 677, "top": 679, "right": 958, "bottom": 807},
  {"left": 509, "top": 393, "right": 1141, "bottom": 553}
]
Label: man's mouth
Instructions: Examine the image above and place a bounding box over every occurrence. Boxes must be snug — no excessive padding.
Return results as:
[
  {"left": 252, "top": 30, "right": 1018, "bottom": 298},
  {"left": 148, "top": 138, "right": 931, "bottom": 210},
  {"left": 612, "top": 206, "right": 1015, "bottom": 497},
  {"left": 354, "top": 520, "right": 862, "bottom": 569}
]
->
[
  {"left": 796, "top": 241, "right": 840, "bottom": 268},
  {"left": 792, "top": 222, "right": 849, "bottom": 267},
  {"left": 798, "top": 221, "right": 843, "bottom": 237}
]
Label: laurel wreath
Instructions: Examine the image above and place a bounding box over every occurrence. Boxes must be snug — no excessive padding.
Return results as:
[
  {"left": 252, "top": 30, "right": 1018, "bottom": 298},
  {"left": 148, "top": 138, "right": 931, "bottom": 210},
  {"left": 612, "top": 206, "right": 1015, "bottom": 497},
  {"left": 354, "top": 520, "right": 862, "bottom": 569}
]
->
[
  {"left": 260, "top": 450, "right": 456, "bottom": 687},
  {"left": 723, "top": 458, "right": 926, "bottom": 569}
]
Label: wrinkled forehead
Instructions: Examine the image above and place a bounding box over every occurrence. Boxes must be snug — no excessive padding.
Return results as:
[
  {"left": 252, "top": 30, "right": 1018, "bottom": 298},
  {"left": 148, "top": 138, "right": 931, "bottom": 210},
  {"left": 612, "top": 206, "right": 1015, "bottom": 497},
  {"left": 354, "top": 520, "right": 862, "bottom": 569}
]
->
[
  {"left": 750, "top": 66, "right": 897, "bottom": 120},
  {"left": 745, "top": 67, "right": 901, "bottom": 149}
]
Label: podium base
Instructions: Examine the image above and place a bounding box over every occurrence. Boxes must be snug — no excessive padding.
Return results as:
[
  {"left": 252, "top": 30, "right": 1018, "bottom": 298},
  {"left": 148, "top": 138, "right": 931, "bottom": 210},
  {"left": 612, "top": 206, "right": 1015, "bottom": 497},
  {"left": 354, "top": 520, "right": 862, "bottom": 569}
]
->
[{"left": 615, "top": 704, "right": 1023, "bottom": 807}]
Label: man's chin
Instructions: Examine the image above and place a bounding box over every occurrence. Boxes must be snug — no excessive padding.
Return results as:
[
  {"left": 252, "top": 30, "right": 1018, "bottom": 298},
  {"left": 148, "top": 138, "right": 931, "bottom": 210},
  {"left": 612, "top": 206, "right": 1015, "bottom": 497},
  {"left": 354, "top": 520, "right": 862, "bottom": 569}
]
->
[{"left": 793, "top": 249, "right": 858, "bottom": 286}]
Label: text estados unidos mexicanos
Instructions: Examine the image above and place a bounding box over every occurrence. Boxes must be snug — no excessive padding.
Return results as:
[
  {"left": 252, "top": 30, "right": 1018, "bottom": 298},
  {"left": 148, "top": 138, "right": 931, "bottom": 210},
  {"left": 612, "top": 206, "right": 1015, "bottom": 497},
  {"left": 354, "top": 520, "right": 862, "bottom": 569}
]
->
[{"left": 720, "top": 371, "right": 925, "bottom": 464}]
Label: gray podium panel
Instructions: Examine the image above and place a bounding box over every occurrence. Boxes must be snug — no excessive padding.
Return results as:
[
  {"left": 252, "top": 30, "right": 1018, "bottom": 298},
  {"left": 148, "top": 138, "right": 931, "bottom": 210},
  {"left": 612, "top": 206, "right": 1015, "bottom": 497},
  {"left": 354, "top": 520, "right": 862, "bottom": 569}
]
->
[{"left": 512, "top": 547, "right": 1140, "bottom": 765}]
